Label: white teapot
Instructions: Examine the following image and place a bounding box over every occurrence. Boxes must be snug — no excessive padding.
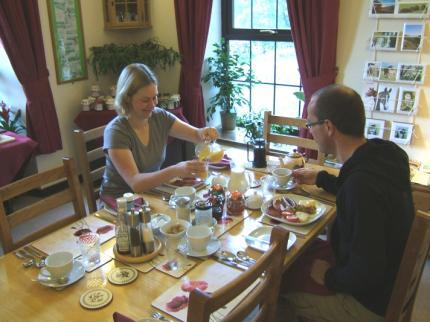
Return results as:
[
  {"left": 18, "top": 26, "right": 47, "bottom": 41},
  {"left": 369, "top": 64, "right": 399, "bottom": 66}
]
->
[{"left": 279, "top": 150, "right": 306, "bottom": 170}]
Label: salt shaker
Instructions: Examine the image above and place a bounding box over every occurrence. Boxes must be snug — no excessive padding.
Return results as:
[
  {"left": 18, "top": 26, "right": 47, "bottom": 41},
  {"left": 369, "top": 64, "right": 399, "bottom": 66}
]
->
[
  {"left": 174, "top": 196, "right": 191, "bottom": 222},
  {"left": 139, "top": 207, "right": 155, "bottom": 254},
  {"left": 115, "top": 197, "right": 130, "bottom": 254},
  {"left": 128, "top": 210, "right": 142, "bottom": 257}
]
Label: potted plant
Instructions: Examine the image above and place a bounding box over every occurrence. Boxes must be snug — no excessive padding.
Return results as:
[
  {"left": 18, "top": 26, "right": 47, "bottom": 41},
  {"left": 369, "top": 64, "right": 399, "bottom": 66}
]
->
[
  {"left": 0, "top": 101, "right": 26, "bottom": 134},
  {"left": 89, "top": 38, "right": 180, "bottom": 79},
  {"left": 203, "top": 39, "right": 254, "bottom": 131}
]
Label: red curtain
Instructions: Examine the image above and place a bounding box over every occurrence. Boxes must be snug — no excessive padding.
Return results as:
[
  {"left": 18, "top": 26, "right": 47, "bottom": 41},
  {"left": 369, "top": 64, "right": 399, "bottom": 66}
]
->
[
  {"left": 0, "top": 0, "right": 62, "bottom": 154},
  {"left": 287, "top": 0, "right": 339, "bottom": 117},
  {"left": 174, "top": 0, "right": 213, "bottom": 128}
]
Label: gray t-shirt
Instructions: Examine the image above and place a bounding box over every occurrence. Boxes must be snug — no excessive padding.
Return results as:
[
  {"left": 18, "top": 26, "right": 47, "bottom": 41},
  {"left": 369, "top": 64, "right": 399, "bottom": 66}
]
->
[{"left": 100, "top": 107, "right": 176, "bottom": 198}]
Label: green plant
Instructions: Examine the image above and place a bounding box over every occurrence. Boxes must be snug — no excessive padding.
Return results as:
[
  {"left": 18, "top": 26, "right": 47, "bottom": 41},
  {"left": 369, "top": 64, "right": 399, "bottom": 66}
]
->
[
  {"left": 293, "top": 91, "right": 305, "bottom": 102},
  {"left": 0, "top": 101, "right": 26, "bottom": 134},
  {"left": 89, "top": 38, "right": 180, "bottom": 79},
  {"left": 202, "top": 39, "right": 254, "bottom": 121}
]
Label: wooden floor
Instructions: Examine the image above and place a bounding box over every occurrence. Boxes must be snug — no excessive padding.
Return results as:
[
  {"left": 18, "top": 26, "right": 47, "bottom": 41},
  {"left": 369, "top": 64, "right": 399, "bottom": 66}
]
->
[{"left": 1, "top": 194, "right": 429, "bottom": 321}]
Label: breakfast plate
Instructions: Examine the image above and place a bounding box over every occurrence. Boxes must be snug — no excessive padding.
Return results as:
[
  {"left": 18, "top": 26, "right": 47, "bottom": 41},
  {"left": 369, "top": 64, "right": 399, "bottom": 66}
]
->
[
  {"left": 37, "top": 261, "right": 85, "bottom": 288},
  {"left": 261, "top": 194, "right": 326, "bottom": 226},
  {"left": 177, "top": 238, "right": 221, "bottom": 258},
  {"left": 245, "top": 226, "right": 297, "bottom": 252}
]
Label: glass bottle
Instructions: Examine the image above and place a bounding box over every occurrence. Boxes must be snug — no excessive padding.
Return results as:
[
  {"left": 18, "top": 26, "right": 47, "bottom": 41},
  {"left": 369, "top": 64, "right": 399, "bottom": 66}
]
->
[
  {"left": 123, "top": 192, "right": 134, "bottom": 212},
  {"left": 174, "top": 196, "right": 191, "bottom": 222},
  {"left": 128, "top": 210, "right": 142, "bottom": 257},
  {"left": 115, "top": 197, "right": 130, "bottom": 254},
  {"left": 140, "top": 207, "right": 155, "bottom": 254},
  {"left": 195, "top": 200, "right": 213, "bottom": 226}
]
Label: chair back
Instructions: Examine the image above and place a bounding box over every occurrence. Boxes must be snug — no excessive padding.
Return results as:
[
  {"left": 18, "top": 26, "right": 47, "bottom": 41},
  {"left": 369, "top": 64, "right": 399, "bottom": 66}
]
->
[
  {"left": 385, "top": 210, "right": 430, "bottom": 322},
  {"left": 73, "top": 126, "right": 106, "bottom": 213},
  {"left": 412, "top": 184, "right": 430, "bottom": 213},
  {"left": 187, "top": 226, "right": 289, "bottom": 322},
  {"left": 263, "top": 111, "right": 324, "bottom": 165},
  {"left": 0, "top": 157, "right": 86, "bottom": 253}
]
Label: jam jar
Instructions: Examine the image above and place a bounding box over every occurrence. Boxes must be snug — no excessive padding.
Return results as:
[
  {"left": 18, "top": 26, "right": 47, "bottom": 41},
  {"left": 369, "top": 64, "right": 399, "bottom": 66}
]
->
[{"left": 226, "top": 191, "right": 245, "bottom": 216}]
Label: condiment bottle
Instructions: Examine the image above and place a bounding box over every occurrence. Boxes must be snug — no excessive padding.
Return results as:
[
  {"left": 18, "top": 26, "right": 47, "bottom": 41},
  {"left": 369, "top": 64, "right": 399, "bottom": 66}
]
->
[
  {"left": 139, "top": 207, "right": 155, "bottom": 254},
  {"left": 174, "top": 196, "right": 191, "bottom": 222},
  {"left": 115, "top": 197, "right": 130, "bottom": 254},
  {"left": 123, "top": 192, "right": 134, "bottom": 212},
  {"left": 195, "top": 200, "right": 213, "bottom": 226},
  {"left": 128, "top": 210, "right": 142, "bottom": 257}
]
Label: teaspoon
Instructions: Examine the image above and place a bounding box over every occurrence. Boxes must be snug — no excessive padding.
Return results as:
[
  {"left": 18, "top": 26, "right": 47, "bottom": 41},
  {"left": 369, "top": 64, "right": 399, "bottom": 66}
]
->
[{"left": 236, "top": 251, "right": 256, "bottom": 264}]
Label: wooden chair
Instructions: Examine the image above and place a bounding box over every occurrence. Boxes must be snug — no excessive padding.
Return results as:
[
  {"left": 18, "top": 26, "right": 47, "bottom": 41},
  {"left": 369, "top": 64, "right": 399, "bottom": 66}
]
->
[
  {"left": 0, "top": 157, "right": 86, "bottom": 253},
  {"left": 385, "top": 210, "right": 430, "bottom": 322},
  {"left": 412, "top": 184, "right": 430, "bottom": 213},
  {"left": 187, "top": 226, "right": 290, "bottom": 322},
  {"left": 73, "top": 126, "right": 106, "bottom": 213},
  {"left": 263, "top": 111, "right": 324, "bottom": 165}
]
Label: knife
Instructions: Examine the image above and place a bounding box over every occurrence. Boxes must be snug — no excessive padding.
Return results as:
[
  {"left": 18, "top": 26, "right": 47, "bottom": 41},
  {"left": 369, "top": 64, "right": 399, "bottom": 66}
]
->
[{"left": 213, "top": 254, "right": 248, "bottom": 270}]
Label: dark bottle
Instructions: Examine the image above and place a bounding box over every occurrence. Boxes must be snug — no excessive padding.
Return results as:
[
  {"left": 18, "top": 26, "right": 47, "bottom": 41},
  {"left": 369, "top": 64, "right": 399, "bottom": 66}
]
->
[{"left": 128, "top": 210, "right": 142, "bottom": 257}]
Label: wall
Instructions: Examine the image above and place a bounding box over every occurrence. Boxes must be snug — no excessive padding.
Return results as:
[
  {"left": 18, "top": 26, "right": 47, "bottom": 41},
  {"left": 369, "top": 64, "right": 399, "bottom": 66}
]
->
[
  {"left": 35, "top": 0, "right": 180, "bottom": 171},
  {"left": 337, "top": 0, "right": 430, "bottom": 165}
]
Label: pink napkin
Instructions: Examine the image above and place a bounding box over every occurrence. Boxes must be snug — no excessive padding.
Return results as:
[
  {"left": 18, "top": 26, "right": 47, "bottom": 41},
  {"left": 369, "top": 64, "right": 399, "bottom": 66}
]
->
[
  {"left": 113, "top": 312, "right": 135, "bottom": 322},
  {"left": 209, "top": 154, "right": 232, "bottom": 169}
]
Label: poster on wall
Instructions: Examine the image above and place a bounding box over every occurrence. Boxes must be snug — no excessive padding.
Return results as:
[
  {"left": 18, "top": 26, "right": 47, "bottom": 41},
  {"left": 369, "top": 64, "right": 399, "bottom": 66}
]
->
[
  {"left": 370, "top": 31, "right": 399, "bottom": 51},
  {"left": 374, "top": 85, "right": 398, "bottom": 113},
  {"left": 389, "top": 122, "right": 414, "bottom": 145},
  {"left": 365, "top": 118, "right": 386, "bottom": 139},
  {"left": 397, "top": 63, "right": 425, "bottom": 84},
  {"left": 369, "top": 0, "right": 429, "bottom": 18},
  {"left": 363, "top": 61, "right": 381, "bottom": 81},
  {"left": 401, "top": 23, "right": 424, "bottom": 51},
  {"left": 362, "top": 82, "right": 379, "bottom": 110},
  {"left": 47, "top": 0, "right": 87, "bottom": 84},
  {"left": 396, "top": 87, "right": 419, "bottom": 115}
]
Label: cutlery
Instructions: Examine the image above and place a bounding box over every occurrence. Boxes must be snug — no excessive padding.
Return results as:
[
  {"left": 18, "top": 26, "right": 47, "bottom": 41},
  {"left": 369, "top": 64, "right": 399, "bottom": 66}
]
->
[
  {"left": 236, "top": 250, "right": 256, "bottom": 264},
  {"left": 213, "top": 253, "right": 248, "bottom": 270},
  {"left": 151, "top": 311, "right": 173, "bottom": 322}
]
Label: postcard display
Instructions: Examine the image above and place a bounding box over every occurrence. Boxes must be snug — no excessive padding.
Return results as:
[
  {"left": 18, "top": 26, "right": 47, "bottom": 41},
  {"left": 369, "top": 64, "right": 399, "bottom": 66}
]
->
[{"left": 364, "top": 0, "right": 429, "bottom": 146}]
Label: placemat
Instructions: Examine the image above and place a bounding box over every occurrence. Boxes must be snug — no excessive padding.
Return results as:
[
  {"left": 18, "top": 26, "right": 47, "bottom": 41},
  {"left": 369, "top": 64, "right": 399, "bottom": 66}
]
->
[
  {"left": 151, "top": 253, "right": 197, "bottom": 278},
  {"left": 152, "top": 260, "right": 260, "bottom": 322}
]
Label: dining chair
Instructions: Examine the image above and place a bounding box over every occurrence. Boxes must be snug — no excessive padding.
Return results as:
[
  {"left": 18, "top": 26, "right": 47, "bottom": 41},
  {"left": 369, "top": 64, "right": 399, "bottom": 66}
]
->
[
  {"left": 73, "top": 125, "right": 106, "bottom": 213},
  {"left": 0, "top": 157, "right": 86, "bottom": 253},
  {"left": 412, "top": 185, "right": 430, "bottom": 213},
  {"left": 384, "top": 209, "right": 430, "bottom": 322},
  {"left": 263, "top": 111, "right": 324, "bottom": 165},
  {"left": 187, "top": 225, "right": 290, "bottom": 322}
]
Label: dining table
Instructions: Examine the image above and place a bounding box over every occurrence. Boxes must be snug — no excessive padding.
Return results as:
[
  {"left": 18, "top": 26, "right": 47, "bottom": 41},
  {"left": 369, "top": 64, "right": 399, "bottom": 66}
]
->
[{"left": 0, "top": 161, "right": 339, "bottom": 322}]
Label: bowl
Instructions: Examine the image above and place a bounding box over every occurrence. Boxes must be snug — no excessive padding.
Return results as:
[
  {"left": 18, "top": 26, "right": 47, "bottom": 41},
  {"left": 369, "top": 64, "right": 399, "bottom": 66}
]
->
[{"left": 160, "top": 219, "right": 191, "bottom": 240}]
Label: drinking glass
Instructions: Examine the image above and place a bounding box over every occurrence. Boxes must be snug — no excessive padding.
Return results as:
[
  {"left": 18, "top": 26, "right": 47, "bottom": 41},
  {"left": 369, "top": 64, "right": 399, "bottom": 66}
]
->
[{"left": 78, "top": 232, "right": 101, "bottom": 268}]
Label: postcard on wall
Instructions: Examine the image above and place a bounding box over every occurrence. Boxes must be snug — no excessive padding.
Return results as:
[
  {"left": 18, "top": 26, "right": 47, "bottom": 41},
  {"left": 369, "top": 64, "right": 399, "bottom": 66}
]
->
[
  {"left": 390, "top": 122, "right": 414, "bottom": 145},
  {"left": 370, "top": 31, "right": 399, "bottom": 50},
  {"left": 365, "top": 119, "right": 386, "bottom": 139},
  {"left": 401, "top": 23, "right": 424, "bottom": 51},
  {"left": 374, "top": 85, "right": 398, "bottom": 113},
  {"left": 363, "top": 61, "right": 381, "bottom": 80},
  {"left": 379, "top": 62, "right": 398, "bottom": 82},
  {"left": 397, "top": 1, "right": 430, "bottom": 18},
  {"left": 396, "top": 87, "right": 419, "bottom": 115},
  {"left": 369, "top": 0, "right": 396, "bottom": 16},
  {"left": 397, "top": 63, "right": 425, "bottom": 84},
  {"left": 362, "top": 82, "right": 379, "bottom": 111}
]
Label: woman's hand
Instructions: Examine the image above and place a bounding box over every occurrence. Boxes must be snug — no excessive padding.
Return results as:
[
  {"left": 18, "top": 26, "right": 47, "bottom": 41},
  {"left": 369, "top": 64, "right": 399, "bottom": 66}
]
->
[
  {"left": 292, "top": 168, "right": 319, "bottom": 185},
  {"left": 175, "top": 159, "right": 207, "bottom": 178},
  {"left": 198, "top": 127, "right": 218, "bottom": 142}
]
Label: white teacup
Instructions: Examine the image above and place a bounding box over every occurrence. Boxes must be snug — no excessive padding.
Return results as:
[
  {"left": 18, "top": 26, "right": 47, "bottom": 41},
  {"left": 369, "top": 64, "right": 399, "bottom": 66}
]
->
[
  {"left": 272, "top": 167, "right": 292, "bottom": 187},
  {"left": 174, "top": 186, "right": 196, "bottom": 203},
  {"left": 186, "top": 225, "right": 212, "bottom": 252},
  {"left": 45, "top": 251, "right": 74, "bottom": 279}
]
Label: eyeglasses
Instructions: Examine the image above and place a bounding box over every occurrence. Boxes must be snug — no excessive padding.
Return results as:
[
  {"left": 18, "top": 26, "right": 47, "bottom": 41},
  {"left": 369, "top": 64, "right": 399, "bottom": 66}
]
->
[{"left": 305, "top": 119, "right": 326, "bottom": 129}]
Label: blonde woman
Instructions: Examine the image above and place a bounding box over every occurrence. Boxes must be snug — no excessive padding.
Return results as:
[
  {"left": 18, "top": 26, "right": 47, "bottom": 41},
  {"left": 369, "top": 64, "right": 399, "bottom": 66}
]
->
[{"left": 100, "top": 63, "right": 217, "bottom": 199}]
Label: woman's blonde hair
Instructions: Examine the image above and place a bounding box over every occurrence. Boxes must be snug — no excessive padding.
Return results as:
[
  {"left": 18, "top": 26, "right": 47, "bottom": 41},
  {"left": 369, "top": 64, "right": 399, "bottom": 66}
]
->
[{"left": 115, "top": 63, "right": 158, "bottom": 115}]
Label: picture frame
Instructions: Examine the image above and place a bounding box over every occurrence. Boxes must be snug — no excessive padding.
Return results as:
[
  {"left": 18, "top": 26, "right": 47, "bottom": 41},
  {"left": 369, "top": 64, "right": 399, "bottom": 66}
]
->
[
  {"left": 365, "top": 118, "right": 386, "bottom": 139},
  {"left": 47, "top": 0, "right": 87, "bottom": 84},
  {"left": 369, "top": 0, "right": 429, "bottom": 18},
  {"left": 370, "top": 31, "right": 399, "bottom": 51},
  {"left": 362, "top": 82, "right": 379, "bottom": 111},
  {"left": 379, "top": 62, "right": 398, "bottom": 82},
  {"left": 363, "top": 61, "right": 381, "bottom": 81},
  {"left": 369, "top": 0, "right": 396, "bottom": 16},
  {"left": 374, "top": 85, "right": 398, "bottom": 113},
  {"left": 397, "top": 63, "right": 425, "bottom": 84},
  {"left": 390, "top": 122, "right": 414, "bottom": 145},
  {"left": 396, "top": 87, "right": 419, "bottom": 114},
  {"left": 401, "top": 23, "right": 424, "bottom": 51}
]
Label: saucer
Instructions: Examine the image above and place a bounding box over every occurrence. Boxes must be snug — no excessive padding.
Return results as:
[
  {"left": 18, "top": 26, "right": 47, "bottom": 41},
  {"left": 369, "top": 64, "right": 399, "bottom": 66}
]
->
[
  {"left": 37, "top": 261, "right": 85, "bottom": 288},
  {"left": 80, "top": 288, "right": 113, "bottom": 309},
  {"left": 272, "top": 179, "right": 297, "bottom": 191},
  {"left": 168, "top": 197, "right": 201, "bottom": 211},
  {"left": 108, "top": 266, "right": 138, "bottom": 285},
  {"left": 177, "top": 238, "right": 221, "bottom": 258}
]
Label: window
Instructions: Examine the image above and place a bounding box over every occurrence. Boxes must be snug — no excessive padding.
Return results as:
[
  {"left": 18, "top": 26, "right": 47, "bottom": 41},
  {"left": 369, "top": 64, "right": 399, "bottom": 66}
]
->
[{"left": 222, "top": 0, "right": 302, "bottom": 119}]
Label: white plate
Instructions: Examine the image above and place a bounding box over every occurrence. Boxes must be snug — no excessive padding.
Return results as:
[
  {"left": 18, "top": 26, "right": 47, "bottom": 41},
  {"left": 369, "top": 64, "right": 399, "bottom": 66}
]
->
[
  {"left": 272, "top": 179, "right": 297, "bottom": 191},
  {"left": 80, "top": 288, "right": 113, "bottom": 309},
  {"left": 177, "top": 238, "right": 221, "bottom": 257},
  {"left": 261, "top": 194, "right": 326, "bottom": 226},
  {"left": 245, "top": 226, "right": 296, "bottom": 252},
  {"left": 37, "top": 261, "right": 85, "bottom": 288},
  {"left": 108, "top": 266, "right": 138, "bottom": 285}
]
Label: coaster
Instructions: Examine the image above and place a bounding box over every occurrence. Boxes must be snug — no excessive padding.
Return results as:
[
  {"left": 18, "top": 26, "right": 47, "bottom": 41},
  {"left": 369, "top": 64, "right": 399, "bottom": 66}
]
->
[
  {"left": 108, "top": 267, "right": 138, "bottom": 285},
  {"left": 80, "top": 288, "right": 113, "bottom": 309}
]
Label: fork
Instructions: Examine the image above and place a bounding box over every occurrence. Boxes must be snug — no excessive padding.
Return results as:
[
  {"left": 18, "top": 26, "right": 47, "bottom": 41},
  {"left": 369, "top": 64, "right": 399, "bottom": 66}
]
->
[{"left": 152, "top": 311, "right": 173, "bottom": 322}]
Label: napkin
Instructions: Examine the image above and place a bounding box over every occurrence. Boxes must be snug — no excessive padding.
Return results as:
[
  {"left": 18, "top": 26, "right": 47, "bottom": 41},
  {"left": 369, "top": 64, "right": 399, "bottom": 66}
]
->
[
  {"left": 209, "top": 154, "right": 232, "bottom": 169},
  {"left": 113, "top": 312, "right": 135, "bottom": 322}
]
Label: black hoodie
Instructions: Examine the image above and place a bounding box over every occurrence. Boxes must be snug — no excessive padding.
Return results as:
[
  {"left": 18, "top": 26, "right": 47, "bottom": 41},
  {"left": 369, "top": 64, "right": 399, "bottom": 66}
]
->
[{"left": 316, "top": 139, "right": 414, "bottom": 317}]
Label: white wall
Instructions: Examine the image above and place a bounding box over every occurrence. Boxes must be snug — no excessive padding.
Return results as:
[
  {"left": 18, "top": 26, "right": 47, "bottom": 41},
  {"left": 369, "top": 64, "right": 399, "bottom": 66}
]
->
[{"left": 337, "top": 0, "right": 430, "bottom": 165}]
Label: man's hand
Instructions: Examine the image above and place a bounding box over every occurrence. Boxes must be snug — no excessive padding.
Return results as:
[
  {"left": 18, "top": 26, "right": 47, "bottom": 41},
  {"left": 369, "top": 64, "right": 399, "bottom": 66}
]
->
[
  {"left": 198, "top": 127, "right": 218, "bottom": 142},
  {"left": 292, "top": 168, "right": 319, "bottom": 185},
  {"left": 310, "top": 259, "right": 331, "bottom": 285}
]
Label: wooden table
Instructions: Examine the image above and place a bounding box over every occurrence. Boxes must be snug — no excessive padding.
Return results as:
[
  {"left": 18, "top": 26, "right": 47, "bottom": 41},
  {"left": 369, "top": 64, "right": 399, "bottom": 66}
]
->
[{"left": 0, "top": 167, "right": 337, "bottom": 321}]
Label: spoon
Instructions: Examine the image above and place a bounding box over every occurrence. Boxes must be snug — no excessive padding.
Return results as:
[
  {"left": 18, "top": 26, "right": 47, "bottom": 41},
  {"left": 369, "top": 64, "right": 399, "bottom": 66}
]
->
[
  {"left": 219, "top": 250, "right": 237, "bottom": 262},
  {"left": 22, "top": 259, "right": 34, "bottom": 268},
  {"left": 236, "top": 251, "right": 256, "bottom": 264}
]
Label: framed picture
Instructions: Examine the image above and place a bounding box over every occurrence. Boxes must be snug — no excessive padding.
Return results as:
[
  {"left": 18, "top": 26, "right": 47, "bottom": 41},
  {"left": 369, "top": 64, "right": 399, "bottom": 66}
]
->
[
  {"left": 365, "top": 118, "right": 386, "bottom": 139},
  {"left": 401, "top": 23, "right": 424, "bottom": 51},
  {"left": 47, "top": 0, "right": 87, "bottom": 84},
  {"left": 379, "top": 62, "right": 398, "bottom": 81},
  {"left": 362, "top": 82, "right": 378, "bottom": 111},
  {"left": 390, "top": 122, "right": 413, "bottom": 145},
  {"left": 370, "top": 31, "right": 399, "bottom": 50},
  {"left": 396, "top": 87, "right": 419, "bottom": 114},
  {"left": 369, "top": 0, "right": 396, "bottom": 16},
  {"left": 375, "top": 85, "right": 398, "bottom": 113},
  {"left": 363, "top": 61, "right": 381, "bottom": 80},
  {"left": 397, "top": 63, "right": 425, "bottom": 84},
  {"left": 397, "top": 1, "right": 429, "bottom": 17}
]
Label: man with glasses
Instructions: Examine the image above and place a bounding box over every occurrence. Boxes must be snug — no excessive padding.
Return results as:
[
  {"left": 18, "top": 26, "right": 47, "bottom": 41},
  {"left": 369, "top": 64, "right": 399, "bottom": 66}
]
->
[{"left": 282, "top": 84, "right": 414, "bottom": 321}]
